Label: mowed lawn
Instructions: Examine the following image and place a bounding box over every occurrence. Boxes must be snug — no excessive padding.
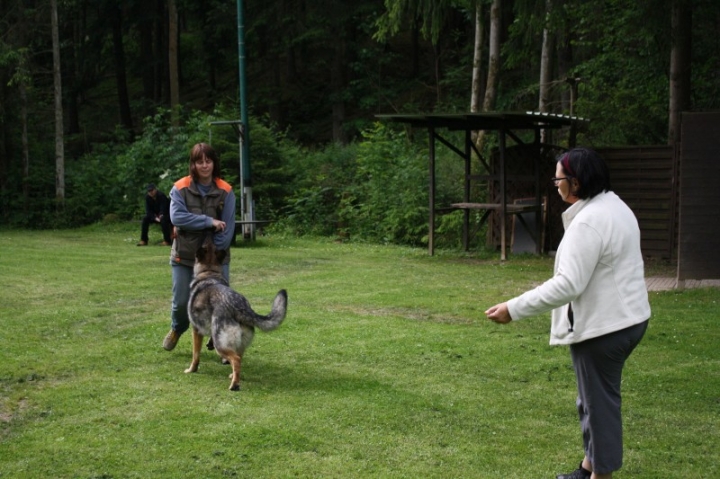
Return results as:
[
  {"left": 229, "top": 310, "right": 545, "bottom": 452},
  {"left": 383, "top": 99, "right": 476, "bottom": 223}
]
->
[{"left": 0, "top": 224, "right": 718, "bottom": 478}]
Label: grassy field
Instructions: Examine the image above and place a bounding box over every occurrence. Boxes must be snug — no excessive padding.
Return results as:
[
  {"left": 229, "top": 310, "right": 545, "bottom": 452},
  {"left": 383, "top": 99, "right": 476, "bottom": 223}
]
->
[{"left": 0, "top": 224, "right": 718, "bottom": 478}]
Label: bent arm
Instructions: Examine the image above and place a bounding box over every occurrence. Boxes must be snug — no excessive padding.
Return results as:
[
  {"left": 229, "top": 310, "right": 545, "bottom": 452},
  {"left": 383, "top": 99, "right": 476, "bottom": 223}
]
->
[
  {"left": 507, "top": 223, "right": 603, "bottom": 321},
  {"left": 169, "top": 186, "right": 214, "bottom": 231},
  {"left": 214, "top": 190, "right": 236, "bottom": 250}
]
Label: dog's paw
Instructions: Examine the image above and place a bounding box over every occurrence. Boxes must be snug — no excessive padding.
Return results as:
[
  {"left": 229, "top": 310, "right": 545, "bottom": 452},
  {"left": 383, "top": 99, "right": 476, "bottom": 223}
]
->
[
  {"left": 184, "top": 367, "right": 198, "bottom": 374},
  {"left": 229, "top": 383, "right": 240, "bottom": 391}
]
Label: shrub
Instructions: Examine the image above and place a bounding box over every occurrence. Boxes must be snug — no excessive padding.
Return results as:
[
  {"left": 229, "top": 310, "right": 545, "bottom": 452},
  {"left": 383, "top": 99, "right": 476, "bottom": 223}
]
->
[
  {"left": 277, "top": 142, "right": 359, "bottom": 236},
  {"left": 340, "top": 123, "right": 428, "bottom": 245}
]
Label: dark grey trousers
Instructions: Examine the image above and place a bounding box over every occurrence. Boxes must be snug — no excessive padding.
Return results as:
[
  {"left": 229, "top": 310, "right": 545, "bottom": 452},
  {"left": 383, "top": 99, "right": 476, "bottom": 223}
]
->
[{"left": 569, "top": 320, "right": 648, "bottom": 474}]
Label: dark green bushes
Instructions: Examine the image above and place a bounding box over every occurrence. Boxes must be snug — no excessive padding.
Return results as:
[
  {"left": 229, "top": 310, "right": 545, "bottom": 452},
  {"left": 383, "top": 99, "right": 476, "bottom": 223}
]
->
[
  {"left": 277, "top": 122, "right": 479, "bottom": 249},
  {"left": 276, "top": 124, "right": 428, "bottom": 245},
  {"left": 1, "top": 106, "right": 479, "bottom": 250}
]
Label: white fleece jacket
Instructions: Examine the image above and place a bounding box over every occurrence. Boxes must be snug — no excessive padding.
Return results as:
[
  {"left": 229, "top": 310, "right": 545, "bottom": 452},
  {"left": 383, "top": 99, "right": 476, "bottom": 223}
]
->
[{"left": 507, "top": 191, "right": 651, "bottom": 345}]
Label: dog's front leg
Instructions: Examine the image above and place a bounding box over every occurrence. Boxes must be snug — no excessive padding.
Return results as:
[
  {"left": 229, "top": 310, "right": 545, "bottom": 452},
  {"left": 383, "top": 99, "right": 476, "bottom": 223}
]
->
[{"left": 184, "top": 328, "right": 203, "bottom": 374}]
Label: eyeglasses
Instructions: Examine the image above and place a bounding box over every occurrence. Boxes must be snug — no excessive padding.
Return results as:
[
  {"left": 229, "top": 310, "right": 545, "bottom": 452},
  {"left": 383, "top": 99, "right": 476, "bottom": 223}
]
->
[{"left": 551, "top": 176, "right": 572, "bottom": 183}]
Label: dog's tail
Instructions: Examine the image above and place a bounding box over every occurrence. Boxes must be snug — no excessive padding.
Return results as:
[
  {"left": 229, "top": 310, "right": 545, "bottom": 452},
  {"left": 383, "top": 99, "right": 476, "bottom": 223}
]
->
[{"left": 254, "top": 289, "right": 288, "bottom": 332}]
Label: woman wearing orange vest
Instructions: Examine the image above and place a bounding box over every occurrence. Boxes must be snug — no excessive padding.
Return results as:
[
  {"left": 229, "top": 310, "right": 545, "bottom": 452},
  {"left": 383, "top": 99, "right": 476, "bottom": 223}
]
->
[{"left": 162, "top": 143, "right": 236, "bottom": 351}]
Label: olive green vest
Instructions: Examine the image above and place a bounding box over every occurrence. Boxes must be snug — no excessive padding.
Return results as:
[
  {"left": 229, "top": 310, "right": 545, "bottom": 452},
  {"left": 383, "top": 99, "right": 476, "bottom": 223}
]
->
[{"left": 170, "top": 177, "right": 231, "bottom": 268}]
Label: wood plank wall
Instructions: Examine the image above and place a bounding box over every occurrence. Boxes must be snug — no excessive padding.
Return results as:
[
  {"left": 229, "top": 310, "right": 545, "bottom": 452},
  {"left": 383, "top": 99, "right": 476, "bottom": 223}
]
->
[
  {"left": 597, "top": 146, "right": 678, "bottom": 259},
  {"left": 677, "top": 112, "right": 720, "bottom": 280}
]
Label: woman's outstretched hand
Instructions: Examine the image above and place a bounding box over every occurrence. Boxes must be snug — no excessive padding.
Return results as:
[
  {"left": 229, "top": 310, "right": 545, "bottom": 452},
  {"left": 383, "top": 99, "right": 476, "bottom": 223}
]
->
[{"left": 485, "top": 302, "right": 512, "bottom": 324}]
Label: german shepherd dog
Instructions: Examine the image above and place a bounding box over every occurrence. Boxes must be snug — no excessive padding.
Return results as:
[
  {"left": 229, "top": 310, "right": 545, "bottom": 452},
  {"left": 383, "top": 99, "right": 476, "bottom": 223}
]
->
[{"left": 185, "top": 238, "right": 288, "bottom": 390}]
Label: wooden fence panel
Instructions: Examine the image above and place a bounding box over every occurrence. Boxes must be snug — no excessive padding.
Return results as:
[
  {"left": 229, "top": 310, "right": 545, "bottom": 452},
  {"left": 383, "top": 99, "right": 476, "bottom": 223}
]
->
[
  {"left": 598, "top": 146, "right": 677, "bottom": 259},
  {"left": 677, "top": 112, "right": 720, "bottom": 281}
]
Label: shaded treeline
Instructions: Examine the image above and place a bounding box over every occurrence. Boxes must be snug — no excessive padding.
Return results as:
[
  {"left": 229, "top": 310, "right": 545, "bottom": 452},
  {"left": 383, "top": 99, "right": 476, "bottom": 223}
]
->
[{"left": 0, "top": 0, "right": 718, "bottom": 235}]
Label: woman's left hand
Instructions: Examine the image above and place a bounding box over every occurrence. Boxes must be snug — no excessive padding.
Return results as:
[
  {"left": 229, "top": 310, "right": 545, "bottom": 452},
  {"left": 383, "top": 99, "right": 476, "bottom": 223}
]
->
[
  {"left": 485, "top": 302, "right": 512, "bottom": 324},
  {"left": 212, "top": 219, "right": 226, "bottom": 232}
]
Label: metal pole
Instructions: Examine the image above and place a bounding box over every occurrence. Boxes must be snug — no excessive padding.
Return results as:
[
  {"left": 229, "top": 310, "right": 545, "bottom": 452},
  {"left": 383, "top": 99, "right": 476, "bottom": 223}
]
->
[
  {"left": 238, "top": 125, "right": 245, "bottom": 227},
  {"left": 428, "top": 126, "right": 436, "bottom": 255},
  {"left": 237, "top": 0, "right": 254, "bottom": 237},
  {"left": 500, "top": 128, "right": 507, "bottom": 260}
]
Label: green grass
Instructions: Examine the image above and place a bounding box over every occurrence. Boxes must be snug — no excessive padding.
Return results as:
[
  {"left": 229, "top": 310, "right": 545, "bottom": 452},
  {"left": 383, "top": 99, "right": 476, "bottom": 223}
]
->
[{"left": 0, "top": 224, "right": 718, "bottom": 478}]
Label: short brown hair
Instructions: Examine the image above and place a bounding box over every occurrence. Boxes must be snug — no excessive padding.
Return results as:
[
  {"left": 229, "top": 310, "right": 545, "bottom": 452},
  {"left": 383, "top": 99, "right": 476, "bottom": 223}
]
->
[{"left": 188, "top": 143, "right": 221, "bottom": 181}]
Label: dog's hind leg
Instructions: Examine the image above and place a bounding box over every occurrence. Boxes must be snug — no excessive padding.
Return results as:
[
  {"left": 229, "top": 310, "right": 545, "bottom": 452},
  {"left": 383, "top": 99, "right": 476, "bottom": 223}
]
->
[
  {"left": 184, "top": 328, "right": 204, "bottom": 374},
  {"left": 218, "top": 349, "right": 243, "bottom": 391}
]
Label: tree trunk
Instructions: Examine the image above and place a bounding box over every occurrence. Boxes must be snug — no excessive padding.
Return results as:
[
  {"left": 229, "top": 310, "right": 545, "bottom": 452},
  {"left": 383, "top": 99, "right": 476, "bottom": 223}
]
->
[
  {"left": 668, "top": 0, "right": 692, "bottom": 146},
  {"left": 112, "top": 3, "right": 134, "bottom": 133},
  {"left": 538, "top": 0, "right": 554, "bottom": 143},
  {"left": 470, "top": 3, "right": 484, "bottom": 113},
  {"left": 67, "top": 15, "right": 81, "bottom": 136},
  {"left": 483, "top": 0, "right": 501, "bottom": 112},
  {"left": 51, "top": 0, "right": 65, "bottom": 205},
  {"left": 155, "top": 0, "right": 167, "bottom": 102},
  {"left": 168, "top": 0, "right": 180, "bottom": 124},
  {"left": 0, "top": 17, "right": 10, "bottom": 201},
  {"left": 0, "top": 74, "right": 7, "bottom": 200},
  {"left": 411, "top": 18, "right": 420, "bottom": 78},
  {"left": 556, "top": 37, "right": 573, "bottom": 112},
  {"left": 20, "top": 82, "right": 30, "bottom": 214},
  {"left": 475, "top": 0, "right": 501, "bottom": 151},
  {"left": 433, "top": 42, "right": 442, "bottom": 105},
  {"left": 139, "top": 11, "right": 155, "bottom": 99},
  {"left": 331, "top": 33, "right": 348, "bottom": 145}
]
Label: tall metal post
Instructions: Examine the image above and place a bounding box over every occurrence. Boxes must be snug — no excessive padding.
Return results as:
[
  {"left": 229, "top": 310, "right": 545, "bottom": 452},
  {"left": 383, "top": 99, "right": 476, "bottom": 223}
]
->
[
  {"left": 428, "top": 126, "right": 436, "bottom": 256},
  {"left": 237, "top": 0, "right": 253, "bottom": 237},
  {"left": 499, "top": 128, "right": 507, "bottom": 260}
]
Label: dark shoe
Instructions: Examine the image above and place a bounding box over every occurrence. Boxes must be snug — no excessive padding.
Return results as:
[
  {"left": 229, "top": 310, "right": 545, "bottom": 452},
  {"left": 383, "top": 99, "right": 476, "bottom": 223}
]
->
[
  {"left": 163, "top": 330, "right": 180, "bottom": 351},
  {"left": 556, "top": 463, "right": 591, "bottom": 479},
  {"left": 137, "top": 241, "right": 148, "bottom": 246}
]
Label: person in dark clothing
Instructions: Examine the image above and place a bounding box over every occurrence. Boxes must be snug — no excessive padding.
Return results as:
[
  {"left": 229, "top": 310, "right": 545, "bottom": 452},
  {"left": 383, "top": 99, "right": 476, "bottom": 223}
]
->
[{"left": 137, "top": 183, "right": 172, "bottom": 246}]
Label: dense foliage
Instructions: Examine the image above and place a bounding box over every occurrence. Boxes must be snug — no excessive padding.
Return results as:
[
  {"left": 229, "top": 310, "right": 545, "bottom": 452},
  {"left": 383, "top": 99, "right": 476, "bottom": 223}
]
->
[{"left": 1, "top": 0, "right": 719, "bottom": 247}]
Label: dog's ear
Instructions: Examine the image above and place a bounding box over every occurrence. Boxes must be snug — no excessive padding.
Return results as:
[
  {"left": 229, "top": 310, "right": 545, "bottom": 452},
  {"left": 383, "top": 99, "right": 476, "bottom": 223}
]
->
[{"left": 215, "top": 248, "right": 227, "bottom": 264}]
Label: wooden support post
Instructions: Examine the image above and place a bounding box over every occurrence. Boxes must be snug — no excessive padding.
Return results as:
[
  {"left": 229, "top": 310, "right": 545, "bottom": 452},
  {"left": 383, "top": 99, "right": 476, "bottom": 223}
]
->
[{"left": 499, "top": 128, "right": 507, "bottom": 260}]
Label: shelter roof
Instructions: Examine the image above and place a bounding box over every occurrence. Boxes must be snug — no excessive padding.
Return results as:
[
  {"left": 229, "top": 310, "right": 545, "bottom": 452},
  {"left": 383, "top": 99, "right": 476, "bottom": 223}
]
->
[{"left": 376, "top": 111, "right": 588, "bottom": 131}]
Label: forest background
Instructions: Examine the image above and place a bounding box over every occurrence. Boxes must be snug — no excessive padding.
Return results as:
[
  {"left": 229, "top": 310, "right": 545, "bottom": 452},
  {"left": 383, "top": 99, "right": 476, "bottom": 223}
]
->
[{"left": 1, "top": 0, "right": 718, "bottom": 249}]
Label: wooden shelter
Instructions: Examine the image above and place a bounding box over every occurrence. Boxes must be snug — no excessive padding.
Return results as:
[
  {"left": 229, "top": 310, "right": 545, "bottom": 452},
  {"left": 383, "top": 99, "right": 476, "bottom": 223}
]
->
[{"left": 377, "top": 112, "right": 586, "bottom": 258}]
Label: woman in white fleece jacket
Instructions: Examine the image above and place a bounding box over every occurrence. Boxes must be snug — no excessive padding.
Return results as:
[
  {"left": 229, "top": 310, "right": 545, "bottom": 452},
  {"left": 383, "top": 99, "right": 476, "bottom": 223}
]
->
[{"left": 486, "top": 148, "right": 650, "bottom": 479}]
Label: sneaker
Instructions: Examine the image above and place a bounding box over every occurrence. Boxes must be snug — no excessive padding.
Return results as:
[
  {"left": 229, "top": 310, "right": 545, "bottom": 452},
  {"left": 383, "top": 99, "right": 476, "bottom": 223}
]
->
[
  {"left": 136, "top": 241, "right": 148, "bottom": 246},
  {"left": 162, "top": 330, "right": 180, "bottom": 351},
  {"left": 160, "top": 241, "right": 171, "bottom": 246},
  {"left": 556, "top": 463, "right": 591, "bottom": 479}
]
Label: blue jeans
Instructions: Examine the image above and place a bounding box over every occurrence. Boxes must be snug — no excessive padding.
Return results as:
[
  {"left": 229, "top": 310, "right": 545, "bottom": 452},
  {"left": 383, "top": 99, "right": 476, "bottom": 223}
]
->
[{"left": 170, "top": 262, "right": 229, "bottom": 335}]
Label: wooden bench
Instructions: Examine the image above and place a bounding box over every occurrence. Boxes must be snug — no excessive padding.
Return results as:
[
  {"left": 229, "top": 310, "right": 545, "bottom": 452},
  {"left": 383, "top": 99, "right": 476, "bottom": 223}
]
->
[
  {"left": 450, "top": 202, "right": 543, "bottom": 255},
  {"left": 450, "top": 202, "right": 540, "bottom": 225},
  {"left": 451, "top": 202, "right": 540, "bottom": 212}
]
